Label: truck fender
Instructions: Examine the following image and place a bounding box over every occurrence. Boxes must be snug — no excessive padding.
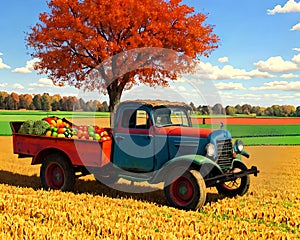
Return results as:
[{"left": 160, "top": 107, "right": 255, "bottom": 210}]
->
[
  {"left": 150, "top": 154, "right": 223, "bottom": 184},
  {"left": 235, "top": 150, "right": 250, "bottom": 160},
  {"left": 32, "top": 147, "right": 70, "bottom": 165},
  {"left": 231, "top": 159, "right": 248, "bottom": 170}
]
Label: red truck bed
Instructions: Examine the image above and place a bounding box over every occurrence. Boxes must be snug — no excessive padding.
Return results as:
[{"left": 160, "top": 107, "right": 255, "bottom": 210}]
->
[{"left": 10, "top": 121, "right": 112, "bottom": 168}]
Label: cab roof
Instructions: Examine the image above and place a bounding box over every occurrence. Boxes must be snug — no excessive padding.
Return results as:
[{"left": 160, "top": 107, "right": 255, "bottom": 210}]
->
[{"left": 116, "top": 99, "right": 191, "bottom": 110}]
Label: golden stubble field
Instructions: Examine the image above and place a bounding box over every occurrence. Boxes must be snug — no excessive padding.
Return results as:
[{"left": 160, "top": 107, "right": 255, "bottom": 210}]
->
[{"left": 0, "top": 133, "right": 299, "bottom": 239}]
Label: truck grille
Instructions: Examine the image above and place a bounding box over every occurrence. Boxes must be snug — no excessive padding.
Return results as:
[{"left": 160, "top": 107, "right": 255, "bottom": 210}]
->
[{"left": 216, "top": 139, "right": 233, "bottom": 170}]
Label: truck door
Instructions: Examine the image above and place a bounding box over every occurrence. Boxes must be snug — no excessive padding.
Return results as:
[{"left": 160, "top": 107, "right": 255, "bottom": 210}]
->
[{"left": 113, "top": 108, "right": 155, "bottom": 172}]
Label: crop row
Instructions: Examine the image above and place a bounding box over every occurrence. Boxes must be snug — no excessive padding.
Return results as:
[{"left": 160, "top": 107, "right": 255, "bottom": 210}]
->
[
  {"left": 0, "top": 143, "right": 300, "bottom": 239},
  {"left": 0, "top": 182, "right": 299, "bottom": 239}
]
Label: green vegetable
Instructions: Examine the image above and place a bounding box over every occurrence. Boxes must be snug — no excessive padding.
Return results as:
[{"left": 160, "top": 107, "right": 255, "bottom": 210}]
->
[
  {"left": 32, "top": 120, "right": 51, "bottom": 135},
  {"left": 18, "top": 120, "right": 35, "bottom": 134}
]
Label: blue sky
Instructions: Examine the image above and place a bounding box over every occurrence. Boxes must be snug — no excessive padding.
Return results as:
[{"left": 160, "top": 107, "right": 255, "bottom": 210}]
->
[{"left": 0, "top": 0, "right": 300, "bottom": 107}]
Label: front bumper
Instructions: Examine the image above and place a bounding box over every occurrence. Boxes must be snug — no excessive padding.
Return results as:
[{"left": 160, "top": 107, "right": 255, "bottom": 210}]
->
[{"left": 205, "top": 166, "right": 259, "bottom": 187}]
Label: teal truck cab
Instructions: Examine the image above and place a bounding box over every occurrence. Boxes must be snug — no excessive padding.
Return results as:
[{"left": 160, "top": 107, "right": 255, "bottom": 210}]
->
[{"left": 11, "top": 100, "right": 259, "bottom": 210}]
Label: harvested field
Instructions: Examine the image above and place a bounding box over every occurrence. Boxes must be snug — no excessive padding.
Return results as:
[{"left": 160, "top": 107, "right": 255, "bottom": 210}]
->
[{"left": 0, "top": 136, "right": 299, "bottom": 239}]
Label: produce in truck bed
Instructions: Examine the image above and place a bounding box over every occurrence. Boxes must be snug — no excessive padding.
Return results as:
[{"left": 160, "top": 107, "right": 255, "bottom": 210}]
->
[
  {"left": 43, "top": 117, "right": 111, "bottom": 141},
  {"left": 72, "top": 125, "right": 111, "bottom": 141},
  {"left": 32, "top": 120, "right": 50, "bottom": 135},
  {"left": 18, "top": 120, "right": 35, "bottom": 134},
  {"left": 19, "top": 120, "right": 50, "bottom": 135}
]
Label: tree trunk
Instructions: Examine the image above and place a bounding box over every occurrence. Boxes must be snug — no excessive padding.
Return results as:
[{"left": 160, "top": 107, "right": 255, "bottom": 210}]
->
[{"left": 107, "top": 79, "right": 124, "bottom": 127}]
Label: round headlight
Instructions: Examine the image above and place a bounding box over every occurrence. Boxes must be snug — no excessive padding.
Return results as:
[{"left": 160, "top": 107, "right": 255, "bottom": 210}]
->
[
  {"left": 234, "top": 140, "right": 244, "bottom": 153},
  {"left": 206, "top": 143, "right": 215, "bottom": 157}
]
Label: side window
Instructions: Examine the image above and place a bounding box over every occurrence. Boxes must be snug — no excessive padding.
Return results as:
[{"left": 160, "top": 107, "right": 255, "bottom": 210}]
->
[
  {"left": 135, "top": 110, "right": 150, "bottom": 129},
  {"left": 171, "top": 111, "right": 189, "bottom": 126},
  {"left": 121, "top": 109, "right": 135, "bottom": 128},
  {"left": 121, "top": 109, "right": 150, "bottom": 129}
]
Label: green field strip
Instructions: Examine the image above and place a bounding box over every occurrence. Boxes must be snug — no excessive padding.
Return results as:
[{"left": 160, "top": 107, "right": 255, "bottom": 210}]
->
[
  {"left": 0, "top": 122, "right": 11, "bottom": 136},
  {"left": 241, "top": 136, "right": 300, "bottom": 146}
]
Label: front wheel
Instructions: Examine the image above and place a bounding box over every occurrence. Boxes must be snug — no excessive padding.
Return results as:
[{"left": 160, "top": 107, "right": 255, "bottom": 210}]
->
[
  {"left": 164, "top": 169, "right": 207, "bottom": 210},
  {"left": 216, "top": 168, "right": 250, "bottom": 197},
  {"left": 40, "top": 153, "right": 75, "bottom": 191}
]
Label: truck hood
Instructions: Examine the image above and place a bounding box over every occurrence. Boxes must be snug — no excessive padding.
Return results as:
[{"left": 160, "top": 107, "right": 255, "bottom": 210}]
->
[{"left": 159, "top": 126, "right": 213, "bottom": 138}]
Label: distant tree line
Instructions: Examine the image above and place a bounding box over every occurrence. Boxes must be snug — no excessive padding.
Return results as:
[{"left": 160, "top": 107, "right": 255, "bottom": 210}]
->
[
  {"left": 0, "top": 91, "right": 109, "bottom": 112},
  {"left": 189, "top": 102, "right": 300, "bottom": 117},
  {"left": 1, "top": 91, "right": 299, "bottom": 116}
]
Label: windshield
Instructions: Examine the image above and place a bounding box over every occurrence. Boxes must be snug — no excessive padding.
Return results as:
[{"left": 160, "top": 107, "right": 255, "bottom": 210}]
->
[{"left": 153, "top": 107, "right": 191, "bottom": 127}]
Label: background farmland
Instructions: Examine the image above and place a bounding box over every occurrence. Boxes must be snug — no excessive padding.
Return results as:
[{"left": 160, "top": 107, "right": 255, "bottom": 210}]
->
[
  {"left": 192, "top": 117, "right": 300, "bottom": 146},
  {"left": 1, "top": 113, "right": 300, "bottom": 238},
  {"left": 0, "top": 136, "right": 299, "bottom": 239}
]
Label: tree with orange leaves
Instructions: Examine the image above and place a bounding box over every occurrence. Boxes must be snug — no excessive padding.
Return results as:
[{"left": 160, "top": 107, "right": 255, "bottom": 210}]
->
[{"left": 26, "top": 0, "right": 219, "bottom": 112}]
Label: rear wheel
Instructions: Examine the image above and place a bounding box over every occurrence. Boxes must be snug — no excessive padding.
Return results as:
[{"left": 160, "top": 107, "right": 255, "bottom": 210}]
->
[
  {"left": 164, "top": 169, "right": 206, "bottom": 210},
  {"left": 40, "top": 153, "right": 75, "bottom": 191}
]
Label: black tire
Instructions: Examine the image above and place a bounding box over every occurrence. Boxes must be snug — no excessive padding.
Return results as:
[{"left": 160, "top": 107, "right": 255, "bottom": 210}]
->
[
  {"left": 164, "top": 169, "right": 207, "bottom": 210},
  {"left": 216, "top": 166, "right": 250, "bottom": 197},
  {"left": 40, "top": 153, "right": 75, "bottom": 191}
]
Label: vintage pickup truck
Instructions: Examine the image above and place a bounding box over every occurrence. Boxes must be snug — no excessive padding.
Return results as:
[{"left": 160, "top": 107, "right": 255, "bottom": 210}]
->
[{"left": 10, "top": 100, "right": 259, "bottom": 210}]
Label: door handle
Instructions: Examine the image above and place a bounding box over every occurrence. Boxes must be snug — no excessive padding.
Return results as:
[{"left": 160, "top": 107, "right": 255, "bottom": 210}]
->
[
  {"left": 146, "top": 135, "right": 153, "bottom": 139},
  {"left": 115, "top": 136, "right": 125, "bottom": 141}
]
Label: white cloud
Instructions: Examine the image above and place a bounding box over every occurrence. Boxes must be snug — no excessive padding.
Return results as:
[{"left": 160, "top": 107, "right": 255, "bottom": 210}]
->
[
  {"left": 214, "top": 82, "right": 245, "bottom": 90},
  {"left": 293, "top": 48, "right": 300, "bottom": 52},
  {"left": 29, "top": 78, "right": 57, "bottom": 88},
  {"left": 0, "top": 58, "right": 10, "bottom": 69},
  {"left": 219, "top": 92, "right": 262, "bottom": 103},
  {"left": 280, "top": 73, "right": 299, "bottom": 78},
  {"left": 291, "top": 22, "right": 300, "bottom": 31},
  {"left": 218, "top": 57, "right": 229, "bottom": 63},
  {"left": 254, "top": 54, "right": 300, "bottom": 73},
  {"left": 247, "top": 69, "right": 276, "bottom": 78},
  {"left": 12, "top": 83, "right": 25, "bottom": 89},
  {"left": 292, "top": 53, "right": 300, "bottom": 65},
  {"left": 12, "top": 58, "right": 38, "bottom": 74},
  {"left": 263, "top": 93, "right": 281, "bottom": 98},
  {"left": 177, "top": 86, "right": 187, "bottom": 92},
  {"left": 267, "top": 0, "right": 300, "bottom": 15},
  {"left": 0, "top": 83, "right": 8, "bottom": 87},
  {"left": 250, "top": 81, "right": 300, "bottom": 91},
  {"left": 220, "top": 91, "right": 300, "bottom": 106},
  {"left": 191, "top": 61, "right": 274, "bottom": 80}
]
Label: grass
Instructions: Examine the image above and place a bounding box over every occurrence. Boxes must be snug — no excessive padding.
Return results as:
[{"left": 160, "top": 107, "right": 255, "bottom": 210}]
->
[
  {"left": 0, "top": 122, "right": 11, "bottom": 136},
  {"left": 237, "top": 136, "right": 300, "bottom": 146}
]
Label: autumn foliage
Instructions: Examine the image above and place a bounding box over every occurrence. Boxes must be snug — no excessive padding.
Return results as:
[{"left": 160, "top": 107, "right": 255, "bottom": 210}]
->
[{"left": 26, "top": 0, "right": 219, "bottom": 111}]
